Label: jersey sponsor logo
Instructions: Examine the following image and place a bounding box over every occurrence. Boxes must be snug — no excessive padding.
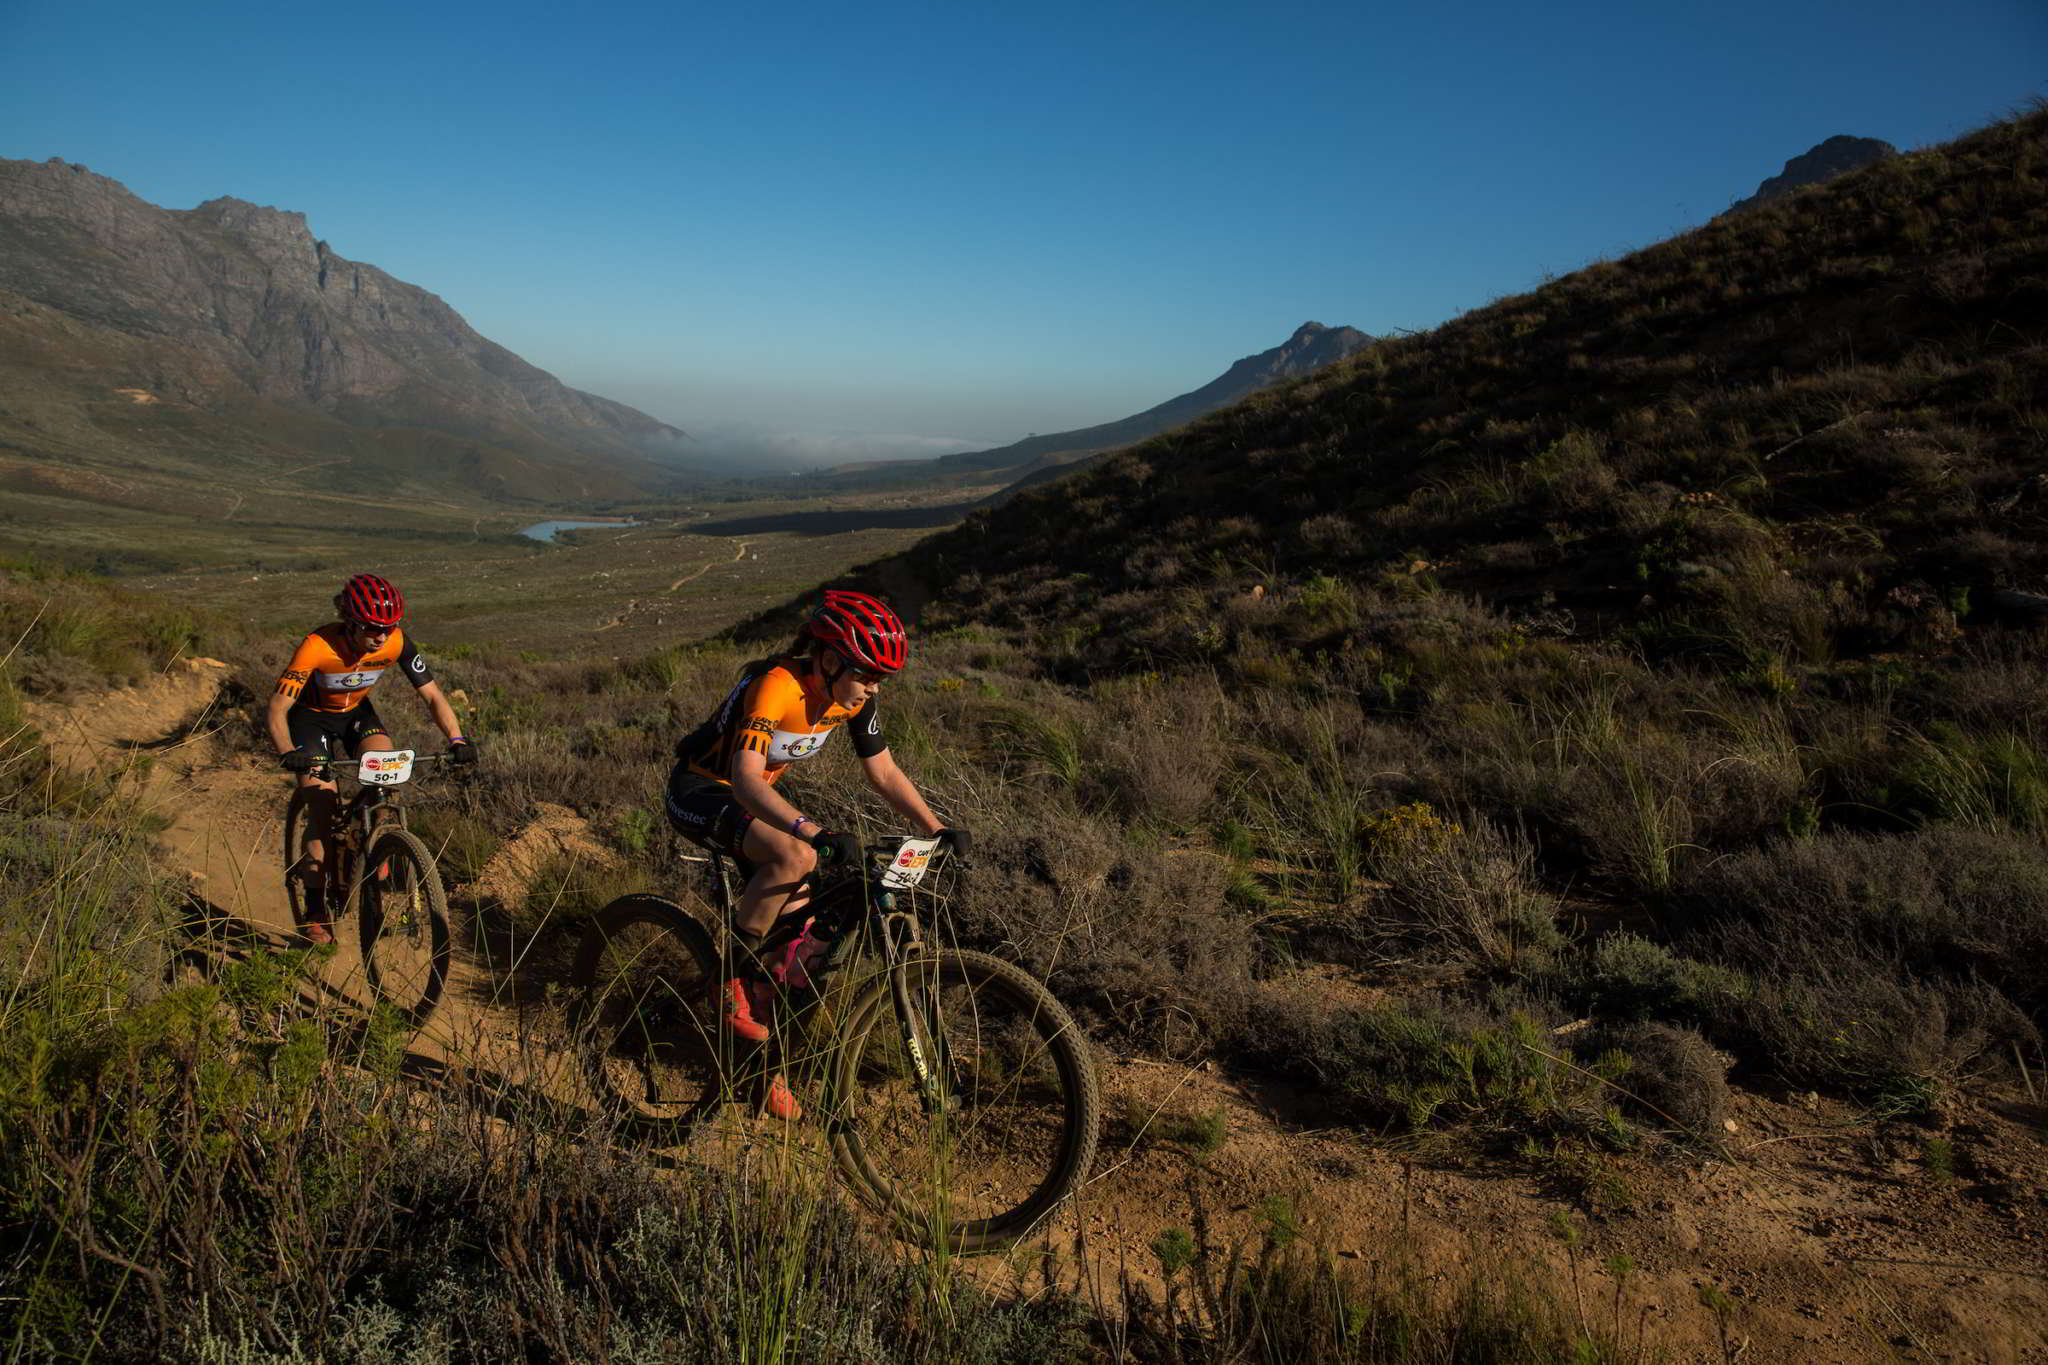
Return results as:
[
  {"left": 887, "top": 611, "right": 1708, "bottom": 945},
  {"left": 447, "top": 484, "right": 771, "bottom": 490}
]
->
[
  {"left": 768, "top": 729, "right": 834, "bottom": 762},
  {"left": 318, "top": 668, "right": 385, "bottom": 691},
  {"left": 408, "top": 654, "right": 426, "bottom": 673},
  {"left": 864, "top": 710, "right": 880, "bottom": 738},
  {"left": 283, "top": 669, "right": 310, "bottom": 683}
]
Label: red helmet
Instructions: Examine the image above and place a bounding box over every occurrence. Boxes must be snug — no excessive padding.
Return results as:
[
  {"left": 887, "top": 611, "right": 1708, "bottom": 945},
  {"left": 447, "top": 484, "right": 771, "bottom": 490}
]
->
[
  {"left": 336, "top": 573, "right": 405, "bottom": 627},
  {"left": 805, "top": 589, "right": 907, "bottom": 674}
]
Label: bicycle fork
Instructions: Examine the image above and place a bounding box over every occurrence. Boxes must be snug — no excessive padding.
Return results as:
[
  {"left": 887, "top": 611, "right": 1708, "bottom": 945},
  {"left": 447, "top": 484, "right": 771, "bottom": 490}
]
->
[{"left": 880, "top": 912, "right": 962, "bottom": 1116}]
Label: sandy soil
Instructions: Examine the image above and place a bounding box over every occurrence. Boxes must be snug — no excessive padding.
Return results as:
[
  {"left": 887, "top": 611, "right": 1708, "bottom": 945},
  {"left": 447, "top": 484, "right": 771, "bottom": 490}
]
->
[{"left": 28, "top": 672, "right": 2048, "bottom": 1363}]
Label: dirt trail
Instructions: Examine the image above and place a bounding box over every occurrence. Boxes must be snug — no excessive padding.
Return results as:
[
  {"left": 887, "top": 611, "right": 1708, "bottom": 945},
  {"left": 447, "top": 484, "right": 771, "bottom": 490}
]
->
[
  {"left": 24, "top": 670, "right": 563, "bottom": 1093},
  {"left": 29, "top": 676, "right": 2048, "bottom": 1363}
]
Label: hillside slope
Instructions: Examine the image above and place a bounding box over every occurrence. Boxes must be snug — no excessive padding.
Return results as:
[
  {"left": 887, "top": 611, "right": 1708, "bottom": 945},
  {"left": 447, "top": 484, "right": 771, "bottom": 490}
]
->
[
  {"left": 0, "top": 157, "right": 689, "bottom": 504},
  {"left": 888, "top": 110, "right": 2045, "bottom": 662},
  {"left": 937, "top": 321, "right": 1371, "bottom": 476},
  {"left": 759, "top": 114, "right": 2048, "bottom": 1216}
]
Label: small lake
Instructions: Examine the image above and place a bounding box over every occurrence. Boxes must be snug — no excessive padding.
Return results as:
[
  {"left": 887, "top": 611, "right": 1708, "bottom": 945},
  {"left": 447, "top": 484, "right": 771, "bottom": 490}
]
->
[{"left": 520, "top": 519, "right": 641, "bottom": 543}]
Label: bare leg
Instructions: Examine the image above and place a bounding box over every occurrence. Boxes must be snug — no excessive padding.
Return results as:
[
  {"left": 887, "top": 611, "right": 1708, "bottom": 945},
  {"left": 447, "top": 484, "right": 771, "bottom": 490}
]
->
[
  {"left": 295, "top": 772, "right": 340, "bottom": 887},
  {"left": 729, "top": 818, "right": 815, "bottom": 1118},
  {"left": 733, "top": 819, "right": 817, "bottom": 939}
]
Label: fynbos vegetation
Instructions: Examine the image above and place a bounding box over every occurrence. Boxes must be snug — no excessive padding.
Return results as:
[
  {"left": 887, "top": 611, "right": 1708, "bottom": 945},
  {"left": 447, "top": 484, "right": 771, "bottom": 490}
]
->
[{"left": 9, "top": 106, "right": 2048, "bottom": 1361}]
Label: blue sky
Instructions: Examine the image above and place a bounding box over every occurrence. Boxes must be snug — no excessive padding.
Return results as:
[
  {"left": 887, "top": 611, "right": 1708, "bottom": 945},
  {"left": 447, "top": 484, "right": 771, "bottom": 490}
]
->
[{"left": 3, "top": 0, "right": 2042, "bottom": 467}]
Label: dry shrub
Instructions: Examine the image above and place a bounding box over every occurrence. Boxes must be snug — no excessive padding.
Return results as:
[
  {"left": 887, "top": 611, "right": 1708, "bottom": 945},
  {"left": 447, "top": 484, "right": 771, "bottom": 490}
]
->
[
  {"left": 1672, "top": 826, "right": 2048, "bottom": 1021},
  {"left": 1730, "top": 965, "right": 2023, "bottom": 1109},
  {"left": 1597, "top": 1021, "right": 1732, "bottom": 1140},
  {"left": 1437, "top": 680, "right": 1812, "bottom": 895},
  {"left": 1687, "top": 548, "right": 1851, "bottom": 664},
  {"left": 1918, "top": 636, "right": 2048, "bottom": 735},
  {"left": 1667, "top": 828, "right": 2044, "bottom": 1104},
  {"left": 1296, "top": 512, "right": 1362, "bottom": 555},
  {"left": 1358, "top": 807, "right": 1564, "bottom": 971},
  {"left": 953, "top": 813, "right": 1258, "bottom": 1056},
  {"left": 1088, "top": 673, "right": 1228, "bottom": 832},
  {"left": 1565, "top": 932, "right": 1748, "bottom": 1027},
  {"left": 1231, "top": 989, "right": 1623, "bottom": 1139}
]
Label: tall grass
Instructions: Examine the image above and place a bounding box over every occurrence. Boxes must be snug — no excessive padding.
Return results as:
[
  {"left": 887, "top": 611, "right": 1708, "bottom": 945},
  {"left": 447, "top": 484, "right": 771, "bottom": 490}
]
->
[{"left": 1, "top": 662, "right": 1645, "bottom": 1363}]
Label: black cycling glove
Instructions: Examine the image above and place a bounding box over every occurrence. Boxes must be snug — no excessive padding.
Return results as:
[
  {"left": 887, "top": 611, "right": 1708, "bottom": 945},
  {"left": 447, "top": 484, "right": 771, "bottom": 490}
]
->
[
  {"left": 279, "top": 748, "right": 319, "bottom": 774},
  {"left": 809, "top": 829, "right": 862, "bottom": 868},
  {"left": 936, "top": 827, "right": 973, "bottom": 859},
  {"left": 449, "top": 738, "right": 479, "bottom": 765}
]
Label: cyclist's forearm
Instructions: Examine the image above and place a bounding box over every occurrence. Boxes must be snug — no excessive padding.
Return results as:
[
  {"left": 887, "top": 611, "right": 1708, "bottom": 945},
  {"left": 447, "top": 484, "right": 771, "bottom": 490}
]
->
[
  {"left": 730, "top": 767, "right": 808, "bottom": 835},
  {"left": 266, "top": 693, "right": 297, "bottom": 755},
  {"left": 419, "top": 685, "right": 462, "bottom": 742},
  {"left": 864, "top": 758, "right": 942, "bottom": 835}
]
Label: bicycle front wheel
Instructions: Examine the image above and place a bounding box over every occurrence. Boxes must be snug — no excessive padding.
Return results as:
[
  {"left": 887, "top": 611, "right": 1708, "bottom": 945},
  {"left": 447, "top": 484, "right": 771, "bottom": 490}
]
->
[
  {"left": 282, "top": 789, "right": 317, "bottom": 929},
  {"left": 356, "top": 827, "right": 451, "bottom": 1026},
  {"left": 571, "top": 894, "right": 725, "bottom": 1137},
  {"left": 831, "top": 949, "right": 1099, "bottom": 1253}
]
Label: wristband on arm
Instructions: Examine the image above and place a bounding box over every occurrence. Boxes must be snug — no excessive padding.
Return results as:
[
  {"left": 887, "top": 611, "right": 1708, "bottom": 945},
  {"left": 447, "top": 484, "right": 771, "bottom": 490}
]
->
[{"left": 789, "top": 814, "right": 812, "bottom": 836}]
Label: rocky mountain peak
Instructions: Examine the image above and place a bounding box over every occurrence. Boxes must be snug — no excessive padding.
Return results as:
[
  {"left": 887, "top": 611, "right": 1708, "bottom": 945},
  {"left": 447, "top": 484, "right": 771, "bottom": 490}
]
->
[
  {"left": 1728, "top": 134, "right": 1898, "bottom": 214},
  {"left": 186, "top": 195, "right": 316, "bottom": 242}
]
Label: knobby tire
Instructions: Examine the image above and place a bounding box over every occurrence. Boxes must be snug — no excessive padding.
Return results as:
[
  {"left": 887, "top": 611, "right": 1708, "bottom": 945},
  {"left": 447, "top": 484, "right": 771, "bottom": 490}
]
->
[
  {"left": 829, "top": 948, "right": 1100, "bottom": 1253},
  {"left": 572, "top": 894, "right": 726, "bottom": 1138},
  {"left": 356, "top": 826, "right": 451, "bottom": 1027}
]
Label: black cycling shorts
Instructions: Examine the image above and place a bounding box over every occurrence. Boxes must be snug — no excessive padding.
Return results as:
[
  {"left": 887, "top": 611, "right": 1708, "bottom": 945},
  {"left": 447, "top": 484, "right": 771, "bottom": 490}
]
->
[
  {"left": 663, "top": 764, "right": 757, "bottom": 865},
  {"left": 287, "top": 702, "right": 390, "bottom": 759}
]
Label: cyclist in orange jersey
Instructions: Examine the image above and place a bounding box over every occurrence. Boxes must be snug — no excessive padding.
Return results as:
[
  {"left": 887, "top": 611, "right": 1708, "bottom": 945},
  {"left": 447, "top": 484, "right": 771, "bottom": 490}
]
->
[
  {"left": 665, "top": 589, "right": 967, "bottom": 1119},
  {"left": 266, "top": 573, "right": 475, "bottom": 943}
]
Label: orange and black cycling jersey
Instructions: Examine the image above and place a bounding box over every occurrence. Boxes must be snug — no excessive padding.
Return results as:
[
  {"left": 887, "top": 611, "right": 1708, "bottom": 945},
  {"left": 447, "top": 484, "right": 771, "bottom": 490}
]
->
[
  {"left": 274, "top": 624, "right": 434, "bottom": 714},
  {"left": 676, "top": 659, "right": 885, "bottom": 785}
]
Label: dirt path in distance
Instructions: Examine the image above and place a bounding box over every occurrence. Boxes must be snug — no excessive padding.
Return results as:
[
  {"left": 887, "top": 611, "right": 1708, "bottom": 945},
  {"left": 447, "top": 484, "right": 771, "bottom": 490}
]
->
[{"left": 28, "top": 674, "right": 2048, "bottom": 1364}]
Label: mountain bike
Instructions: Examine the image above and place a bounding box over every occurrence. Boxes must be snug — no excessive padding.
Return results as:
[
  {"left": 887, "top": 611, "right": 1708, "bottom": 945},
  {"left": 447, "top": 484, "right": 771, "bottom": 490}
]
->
[
  {"left": 283, "top": 750, "right": 452, "bottom": 1025},
  {"left": 572, "top": 835, "right": 1101, "bottom": 1253}
]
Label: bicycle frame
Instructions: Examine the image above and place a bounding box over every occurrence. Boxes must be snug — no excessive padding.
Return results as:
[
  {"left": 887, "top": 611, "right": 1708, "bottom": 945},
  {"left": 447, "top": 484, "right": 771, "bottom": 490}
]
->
[
  {"left": 691, "top": 838, "right": 941, "bottom": 982},
  {"left": 690, "top": 838, "right": 959, "bottom": 1109},
  {"left": 580, "top": 835, "right": 1099, "bottom": 1247},
  {"left": 294, "top": 754, "right": 444, "bottom": 910}
]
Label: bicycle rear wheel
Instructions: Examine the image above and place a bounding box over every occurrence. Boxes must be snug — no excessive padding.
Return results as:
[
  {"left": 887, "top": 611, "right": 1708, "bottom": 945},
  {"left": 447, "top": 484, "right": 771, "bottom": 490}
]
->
[
  {"left": 831, "top": 948, "right": 1099, "bottom": 1253},
  {"left": 571, "top": 894, "right": 725, "bottom": 1136},
  {"left": 356, "top": 827, "right": 451, "bottom": 1026}
]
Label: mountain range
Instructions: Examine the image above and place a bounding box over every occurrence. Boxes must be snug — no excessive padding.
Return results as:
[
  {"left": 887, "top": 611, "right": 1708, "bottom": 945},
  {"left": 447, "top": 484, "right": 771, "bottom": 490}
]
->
[
  {"left": 937, "top": 321, "right": 1372, "bottom": 480},
  {"left": 0, "top": 157, "right": 689, "bottom": 504}
]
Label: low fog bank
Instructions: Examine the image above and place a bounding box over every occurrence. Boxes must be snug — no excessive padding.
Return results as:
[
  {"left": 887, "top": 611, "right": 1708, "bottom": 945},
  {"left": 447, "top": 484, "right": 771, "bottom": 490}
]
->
[{"left": 642, "top": 423, "right": 990, "bottom": 476}]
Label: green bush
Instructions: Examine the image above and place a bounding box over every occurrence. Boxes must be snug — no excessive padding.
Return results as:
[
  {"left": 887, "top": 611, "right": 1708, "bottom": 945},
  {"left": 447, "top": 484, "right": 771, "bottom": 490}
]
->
[
  {"left": 1568, "top": 933, "right": 1749, "bottom": 1026},
  {"left": 1237, "top": 994, "right": 1631, "bottom": 1142}
]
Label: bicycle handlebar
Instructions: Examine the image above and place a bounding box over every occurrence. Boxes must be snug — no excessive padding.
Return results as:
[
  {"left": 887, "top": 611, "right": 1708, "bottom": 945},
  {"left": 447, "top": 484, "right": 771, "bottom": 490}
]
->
[{"left": 312, "top": 753, "right": 451, "bottom": 773}]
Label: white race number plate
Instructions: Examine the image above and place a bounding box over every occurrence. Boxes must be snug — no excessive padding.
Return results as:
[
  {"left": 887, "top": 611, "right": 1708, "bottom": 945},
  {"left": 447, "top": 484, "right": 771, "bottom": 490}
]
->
[
  {"left": 880, "top": 836, "right": 942, "bottom": 889},
  {"left": 358, "top": 750, "right": 416, "bottom": 786}
]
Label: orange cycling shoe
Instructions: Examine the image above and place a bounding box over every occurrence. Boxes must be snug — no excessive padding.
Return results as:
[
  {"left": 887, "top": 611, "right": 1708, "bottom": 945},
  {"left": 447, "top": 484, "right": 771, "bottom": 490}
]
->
[
  {"left": 722, "top": 977, "right": 771, "bottom": 1043},
  {"left": 762, "top": 1072, "right": 803, "bottom": 1122}
]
